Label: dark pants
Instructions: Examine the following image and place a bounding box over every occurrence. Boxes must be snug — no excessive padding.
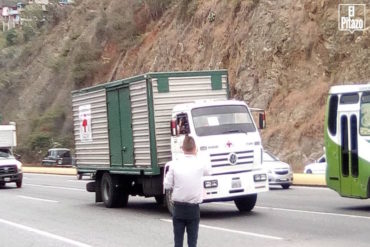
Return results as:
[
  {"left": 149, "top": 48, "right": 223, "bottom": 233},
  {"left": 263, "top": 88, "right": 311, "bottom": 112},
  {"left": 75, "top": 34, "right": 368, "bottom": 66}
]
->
[{"left": 172, "top": 202, "right": 200, "bottom": 247}]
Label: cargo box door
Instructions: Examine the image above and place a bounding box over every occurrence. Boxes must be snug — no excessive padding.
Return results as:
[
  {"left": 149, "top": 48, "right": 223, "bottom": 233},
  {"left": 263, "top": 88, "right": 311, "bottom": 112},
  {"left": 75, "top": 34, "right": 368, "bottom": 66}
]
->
[{"left": 107, "top": 87, "right": 134, "bottom": 168}]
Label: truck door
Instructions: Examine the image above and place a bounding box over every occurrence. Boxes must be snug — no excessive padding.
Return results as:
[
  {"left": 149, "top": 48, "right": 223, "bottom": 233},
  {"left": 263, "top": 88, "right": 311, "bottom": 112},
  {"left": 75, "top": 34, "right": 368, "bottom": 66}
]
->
[{"left": 107, "top": 86, "right": 134, "bottom": 168}]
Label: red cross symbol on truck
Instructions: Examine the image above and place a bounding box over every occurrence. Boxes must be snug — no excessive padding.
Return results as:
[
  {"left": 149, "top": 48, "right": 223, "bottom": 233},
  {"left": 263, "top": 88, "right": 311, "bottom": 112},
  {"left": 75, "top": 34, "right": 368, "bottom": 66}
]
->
[
  {"left": 82, "top": 114, "right": 88, "bottom": 132},
  {"left": 226, "top": 141, "right": 232, "bottom": 148}
]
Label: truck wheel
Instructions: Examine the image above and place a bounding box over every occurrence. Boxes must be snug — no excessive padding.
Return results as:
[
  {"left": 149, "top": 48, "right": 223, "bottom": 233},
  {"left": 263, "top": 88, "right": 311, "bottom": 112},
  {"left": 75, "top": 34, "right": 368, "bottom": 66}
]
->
[
  {"left": 101, "top": 173, "right": 120, "bottom": 208},
  {"left": 155, "top": 195, "right": 165, "bottom": 206},
  {"left": 16, "top": 180, "right": 22, "bottom": 188},
  {"left": 165, "top": 189, "right": 174, "bottom": 215},
  {"left": 234, "top": 194, "right": 257, "bottom": 212}
]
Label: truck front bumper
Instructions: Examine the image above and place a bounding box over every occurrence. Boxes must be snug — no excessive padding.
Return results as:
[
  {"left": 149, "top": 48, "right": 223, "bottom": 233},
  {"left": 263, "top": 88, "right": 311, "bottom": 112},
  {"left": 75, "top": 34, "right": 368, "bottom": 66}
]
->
[
  {"left": 202, "top": 170, "right": 269, "bottom": 203},
  {"left": 0, "top": 172, "right": 23, "bottom": 183}
]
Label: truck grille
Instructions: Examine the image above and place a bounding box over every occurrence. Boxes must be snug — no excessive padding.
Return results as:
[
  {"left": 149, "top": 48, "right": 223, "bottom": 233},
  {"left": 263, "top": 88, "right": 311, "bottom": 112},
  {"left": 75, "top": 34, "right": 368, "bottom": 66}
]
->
[
  {"left": 0, "top": 165, "right": 17, "bottom": 175},
  {"left": 210, "top": 150, "right": 254, "bottom": 168}
]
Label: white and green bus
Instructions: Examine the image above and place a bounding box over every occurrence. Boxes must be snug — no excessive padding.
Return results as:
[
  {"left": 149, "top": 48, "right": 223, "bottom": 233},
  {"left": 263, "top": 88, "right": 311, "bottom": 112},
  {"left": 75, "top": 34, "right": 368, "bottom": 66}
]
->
[{"left": 325, "top": 84, "right": 370, "bottom": 198}]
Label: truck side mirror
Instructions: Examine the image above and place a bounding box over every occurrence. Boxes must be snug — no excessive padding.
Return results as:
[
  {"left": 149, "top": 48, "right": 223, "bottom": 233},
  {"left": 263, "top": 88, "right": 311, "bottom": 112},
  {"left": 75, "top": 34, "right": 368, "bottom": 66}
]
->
[
  {"left": 259, "top": 112, "right": 266, "bottom": 129},
  {"left": 170, "top": 119, "right": 177, "bottom": 136}
]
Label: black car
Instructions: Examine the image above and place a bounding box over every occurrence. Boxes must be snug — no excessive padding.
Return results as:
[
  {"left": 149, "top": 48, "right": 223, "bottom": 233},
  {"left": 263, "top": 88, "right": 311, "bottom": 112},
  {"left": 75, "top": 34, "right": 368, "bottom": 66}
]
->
[{"left": 42, "top": 148, "right": 73, "bottom": 166}]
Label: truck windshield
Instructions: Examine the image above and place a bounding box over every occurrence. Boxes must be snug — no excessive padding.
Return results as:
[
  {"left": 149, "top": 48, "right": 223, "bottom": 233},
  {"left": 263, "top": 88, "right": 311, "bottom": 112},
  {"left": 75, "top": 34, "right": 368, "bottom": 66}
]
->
[
  {"left": 191, "top": 105, "right": 256, "bottom": 136},
  {"left": 0, "top": 149, "right": 11, "bottom": 158}
]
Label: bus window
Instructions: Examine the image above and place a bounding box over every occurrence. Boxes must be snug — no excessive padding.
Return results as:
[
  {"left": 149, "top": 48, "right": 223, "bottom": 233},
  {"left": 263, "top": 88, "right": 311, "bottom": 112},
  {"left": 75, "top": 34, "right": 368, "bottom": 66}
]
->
[
  {"left": 340, "top": 93, "right": 359, "bottom": 104},
  {"left": 350, "top": 115, "right": 359, "bottom": 178},
  {"left": 328, "top": 95, "right": 338, "bottom": 136},
  {"left": 360, "top": 92, "right": 370, "bottom": 136},
  {"left": 341, "top": 116, "right": 349, "bottom": 177}
]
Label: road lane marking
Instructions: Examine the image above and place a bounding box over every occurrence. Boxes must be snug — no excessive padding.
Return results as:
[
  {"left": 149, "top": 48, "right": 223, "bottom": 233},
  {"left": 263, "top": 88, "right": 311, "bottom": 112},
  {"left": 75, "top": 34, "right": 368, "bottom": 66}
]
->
[
  {"left": 18, "top": 195, "right": 59, "bottom": 203},
  {"left": 0, "top": 218, "right": 91, "bottom": 247},
  {"left": 212, "top": 202, "right": 370, "bottom": 220},
  {"left": 24, "top": 183, "right": 85, "bottom": 192},
  {"left": 256, "top": 206, "right": 370, "bottom": 220},
  {"left": 24, "top": 173, "right": 75, "bottom": 178},
  {"left": 67, "top": 180, "right": 90, "bottom": 183},
  {"left": 160, "top": 219, "right": 283, "bottom": 240}
]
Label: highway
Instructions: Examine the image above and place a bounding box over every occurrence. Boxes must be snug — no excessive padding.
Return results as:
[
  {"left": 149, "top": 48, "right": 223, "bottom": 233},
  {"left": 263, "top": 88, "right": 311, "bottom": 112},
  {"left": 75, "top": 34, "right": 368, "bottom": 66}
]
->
[{"left": 1, "top": 173, "right": 370, "bottom": 247}]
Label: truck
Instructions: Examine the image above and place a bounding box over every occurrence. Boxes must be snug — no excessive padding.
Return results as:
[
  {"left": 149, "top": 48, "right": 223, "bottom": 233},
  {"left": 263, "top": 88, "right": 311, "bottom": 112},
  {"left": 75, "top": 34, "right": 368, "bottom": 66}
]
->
[
  {"left": 72, "top": 70, "right": 268, "bottom": 212},
  {"left": 0, "top": 123, "right": 23, "bottom": 188}
]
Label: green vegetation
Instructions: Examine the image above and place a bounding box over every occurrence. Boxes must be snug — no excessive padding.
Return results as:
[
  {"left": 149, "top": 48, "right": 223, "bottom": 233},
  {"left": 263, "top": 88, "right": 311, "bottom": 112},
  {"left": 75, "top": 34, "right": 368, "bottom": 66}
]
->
[{"left": 16, "top": 107, "right": 73, "bottom": 162}]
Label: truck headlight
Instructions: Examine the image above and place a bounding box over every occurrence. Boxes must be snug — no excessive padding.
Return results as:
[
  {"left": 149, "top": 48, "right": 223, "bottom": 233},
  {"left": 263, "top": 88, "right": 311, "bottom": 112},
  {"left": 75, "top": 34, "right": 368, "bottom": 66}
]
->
[
  {"left": 254, "top": 174, "right": 267, "bottom": 182},
  {"left": 204, "top": 180, "right": 218, "bottom": 188}
]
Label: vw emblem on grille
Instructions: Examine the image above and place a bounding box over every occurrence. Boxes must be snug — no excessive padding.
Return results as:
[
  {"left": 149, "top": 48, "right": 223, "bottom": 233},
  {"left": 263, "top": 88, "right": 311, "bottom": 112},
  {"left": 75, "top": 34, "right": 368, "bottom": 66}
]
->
[
  {"left": 228, "top": 153, "right": 238, "bottom": 165},
  {"left": 4, "top": 167, "right": 8, "bottom": 171}
]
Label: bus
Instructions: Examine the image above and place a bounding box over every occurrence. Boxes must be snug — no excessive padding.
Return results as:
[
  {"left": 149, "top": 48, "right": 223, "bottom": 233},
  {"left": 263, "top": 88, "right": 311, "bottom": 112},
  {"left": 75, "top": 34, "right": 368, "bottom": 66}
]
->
[{"left": 325, "top": 84, "right": 370, "bottom": 199}]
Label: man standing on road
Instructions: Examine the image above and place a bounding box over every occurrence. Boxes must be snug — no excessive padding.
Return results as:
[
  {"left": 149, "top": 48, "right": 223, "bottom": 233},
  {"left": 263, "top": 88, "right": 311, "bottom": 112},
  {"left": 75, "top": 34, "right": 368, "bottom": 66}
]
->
[{"left": 164, "top": 135, "right": 211, "bottom": 247}]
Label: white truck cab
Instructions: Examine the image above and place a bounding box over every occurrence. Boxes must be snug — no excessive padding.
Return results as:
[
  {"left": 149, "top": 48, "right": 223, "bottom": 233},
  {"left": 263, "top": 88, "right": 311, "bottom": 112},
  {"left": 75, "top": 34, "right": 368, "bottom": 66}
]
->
[
  {"left": 0, "top": 123, "right": 23, "bottom": 188},
  {"left": 168, "top": 100, "right": 268, "bottom": 211}
]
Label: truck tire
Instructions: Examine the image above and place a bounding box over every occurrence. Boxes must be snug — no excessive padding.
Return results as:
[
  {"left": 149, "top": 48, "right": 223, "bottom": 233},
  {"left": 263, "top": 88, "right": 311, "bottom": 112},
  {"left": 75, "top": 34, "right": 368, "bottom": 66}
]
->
[
  {"left": 155, "top": 195, "right": 165, "bottom": 206},
  {"left": 234, "top": 194, "right": 257, "bottom": 212},
  {"left": 165, "top": 189, "right": 174, "bottom": 215},
  {"left": 16, "top": 179, "right": 22, "bottom": 188},
  {"left": 101, "top": 173, "right": 120, "bottom": 208},
  {"left": 281, "top": 184, "right": 290, "bottom": 189}
]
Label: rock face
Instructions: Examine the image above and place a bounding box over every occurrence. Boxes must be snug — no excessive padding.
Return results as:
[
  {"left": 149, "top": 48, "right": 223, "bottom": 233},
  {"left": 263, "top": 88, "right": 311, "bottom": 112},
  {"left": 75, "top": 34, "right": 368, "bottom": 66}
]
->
[{"left": 0, "top": 0, "right": 369, "bottom": 169}]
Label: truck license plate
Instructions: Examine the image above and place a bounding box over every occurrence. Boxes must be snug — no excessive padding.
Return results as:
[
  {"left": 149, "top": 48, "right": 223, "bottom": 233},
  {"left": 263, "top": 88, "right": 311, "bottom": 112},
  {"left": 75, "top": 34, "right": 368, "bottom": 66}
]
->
[
  {"left": 4, "top": 178, "right": 11, "bottom": 182},
  {"left": 232, "top": 178, "right": 242, "bottom": 188}
]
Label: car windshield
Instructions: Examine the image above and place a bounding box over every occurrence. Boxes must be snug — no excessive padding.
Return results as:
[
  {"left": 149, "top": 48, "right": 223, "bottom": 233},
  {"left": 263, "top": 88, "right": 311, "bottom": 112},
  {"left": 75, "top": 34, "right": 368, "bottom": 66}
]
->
[
  {"left": 191, "top": 105, "right": 256, "bottom": 137},
  {"left": 0, "top": 149, "right": 12, "bottom": 158},
  {"left": 57, "top": 150, "right": 70, "bottom": 157},
  {"left": 263, "top": 151, "right": 278, "bottom": 162}
]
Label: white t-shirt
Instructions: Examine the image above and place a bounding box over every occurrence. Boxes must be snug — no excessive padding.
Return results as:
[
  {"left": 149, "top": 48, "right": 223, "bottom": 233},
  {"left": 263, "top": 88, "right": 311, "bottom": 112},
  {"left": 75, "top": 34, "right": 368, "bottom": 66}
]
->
[{"left": 164, "top": 154, "right": 211, "bottom": 204}]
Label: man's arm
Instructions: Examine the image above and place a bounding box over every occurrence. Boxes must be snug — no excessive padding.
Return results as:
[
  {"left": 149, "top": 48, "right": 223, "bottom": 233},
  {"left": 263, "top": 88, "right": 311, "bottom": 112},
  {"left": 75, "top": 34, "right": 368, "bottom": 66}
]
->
[
  {"left": 200, "top": 156, "right": 212, "bottom": 176},
  {"left": 163, "top": 162, "right": 174, "bottom": 190}
]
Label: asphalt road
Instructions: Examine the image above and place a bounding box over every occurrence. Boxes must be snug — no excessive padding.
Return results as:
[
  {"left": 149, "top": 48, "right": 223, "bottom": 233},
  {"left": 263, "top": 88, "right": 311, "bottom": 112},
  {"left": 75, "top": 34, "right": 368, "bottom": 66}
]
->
[{"left": 1, "top": 174, "right": 370, "bottom": 247}]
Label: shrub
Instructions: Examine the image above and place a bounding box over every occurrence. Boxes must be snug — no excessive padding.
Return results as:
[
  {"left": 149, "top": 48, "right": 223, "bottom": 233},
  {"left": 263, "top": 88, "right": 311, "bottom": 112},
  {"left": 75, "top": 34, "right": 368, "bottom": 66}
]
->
[
  {"left": 5, "top": 29, "right": 18, "bottom": 46},
  {"left": 28, "top": 132, "right": 52, "bottom": 151}
]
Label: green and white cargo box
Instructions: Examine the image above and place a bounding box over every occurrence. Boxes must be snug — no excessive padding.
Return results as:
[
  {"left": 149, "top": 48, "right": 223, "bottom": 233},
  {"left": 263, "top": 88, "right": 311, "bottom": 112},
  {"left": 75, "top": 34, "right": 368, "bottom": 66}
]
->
[{"left": 72, "top": 70, "right": 229, "bottom": 176}]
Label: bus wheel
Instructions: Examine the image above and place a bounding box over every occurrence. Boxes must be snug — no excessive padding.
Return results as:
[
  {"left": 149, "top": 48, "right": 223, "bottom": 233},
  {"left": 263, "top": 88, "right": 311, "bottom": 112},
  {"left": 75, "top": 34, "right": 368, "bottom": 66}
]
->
[
  {"left": 101, "top": 173, "right": 120, "bottom": 208},
  {"left": 165, "top": 189, "right": 174, "bottom": 215},
  {"left": 306, "top": 169, "right": 312, "bottom": 174},
  {"left": 234, "top": 194, "right": 257, "bottom": 212}
]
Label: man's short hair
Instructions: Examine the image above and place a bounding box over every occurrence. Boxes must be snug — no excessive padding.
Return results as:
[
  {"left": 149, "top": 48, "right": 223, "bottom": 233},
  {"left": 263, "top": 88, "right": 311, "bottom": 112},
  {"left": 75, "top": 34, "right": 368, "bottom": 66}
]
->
[{"left": 182, "top": 135, "right": 196, "bottom": 152}]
